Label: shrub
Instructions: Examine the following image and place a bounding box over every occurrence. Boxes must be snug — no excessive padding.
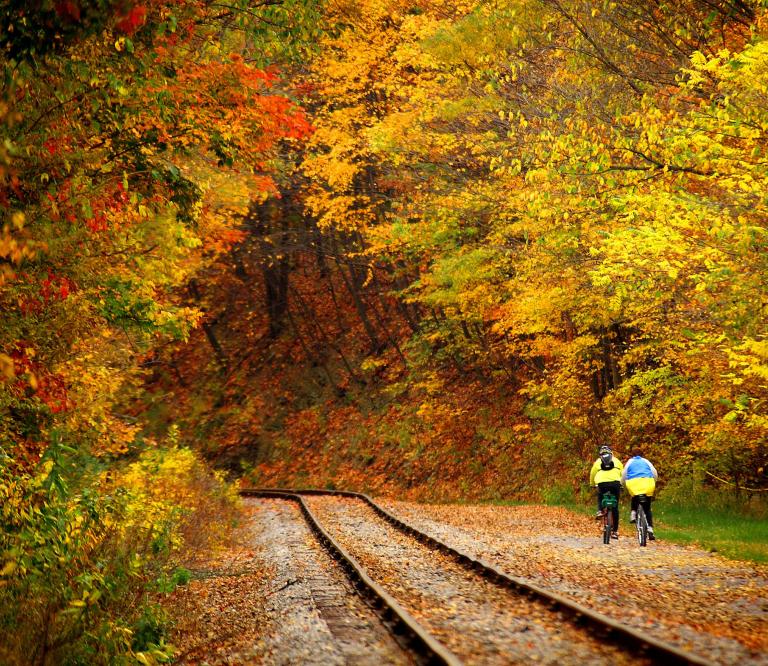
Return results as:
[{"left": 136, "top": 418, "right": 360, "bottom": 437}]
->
[
  {"left": 0, "top": 438, "right": 239, "bottom": 665},
  {"left": 119, "top": 445, "right": 241, "bottom": 556}
]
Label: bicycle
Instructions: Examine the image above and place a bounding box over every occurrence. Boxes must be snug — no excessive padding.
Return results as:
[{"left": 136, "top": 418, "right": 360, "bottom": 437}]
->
[
  {"left": 598, "top": 491, "right": 618, "bottom": 544},
  {"left": 634, "top": 494, "right": 653, "bottom": 546}
]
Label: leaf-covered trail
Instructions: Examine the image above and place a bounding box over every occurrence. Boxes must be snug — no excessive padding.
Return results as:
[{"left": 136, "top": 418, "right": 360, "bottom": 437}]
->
[
  {"left": 166, "top": 497, "right": 767, "bottom": 665},
  {"left": 379, "top": 500, "right": 768, "bottom": 665}
]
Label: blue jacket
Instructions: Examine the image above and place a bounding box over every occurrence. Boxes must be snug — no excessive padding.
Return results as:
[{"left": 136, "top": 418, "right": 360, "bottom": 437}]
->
[{"left": 622, "top": 456, "right": 658, "bottom": 481}]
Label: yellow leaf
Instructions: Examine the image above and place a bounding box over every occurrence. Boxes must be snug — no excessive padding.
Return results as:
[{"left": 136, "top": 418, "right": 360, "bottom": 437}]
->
[
  {"left": 0, "top": 353, "right": 14, "bottom": 380},
  {"left": 0, "top": 561, "right": 17, "bottom": 576}
]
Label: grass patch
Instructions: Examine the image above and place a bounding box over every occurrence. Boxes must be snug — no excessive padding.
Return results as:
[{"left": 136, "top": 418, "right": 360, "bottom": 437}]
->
[
  {"left": 652, "top": 502, "right": 768, "bottom": 564},
  {"left": 529, "top": 479, "right": 768, "bottom": 565},
  {"left": 557, "top": 494, "right": 768, "bottom": 564}
]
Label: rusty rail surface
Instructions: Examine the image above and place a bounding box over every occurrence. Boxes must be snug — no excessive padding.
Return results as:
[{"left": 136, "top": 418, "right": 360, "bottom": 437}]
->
[{"left": 243, "top": 487, "right": 716, "bottom": 666}]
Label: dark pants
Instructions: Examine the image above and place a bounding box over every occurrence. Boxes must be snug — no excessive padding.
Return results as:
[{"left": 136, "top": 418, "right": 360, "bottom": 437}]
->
[
  {"left": 631, "top": 495, "right": 654, "bottom": 527},
  {"left": 597, "top": 481, "right": 621, "bottom": 532}
]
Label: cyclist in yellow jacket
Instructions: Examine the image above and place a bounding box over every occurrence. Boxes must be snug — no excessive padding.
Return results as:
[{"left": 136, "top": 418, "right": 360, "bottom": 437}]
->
[{"left": 589, "top": 445, "right": 623, "bottom": 539}]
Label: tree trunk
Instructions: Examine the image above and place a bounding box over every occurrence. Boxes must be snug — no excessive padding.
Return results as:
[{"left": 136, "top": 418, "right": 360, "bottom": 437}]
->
[
  {"left": 189, "top": 279, "right": 227, "bottom": 370},
  {"left": 336, "top": 259, "right": 384, "bottom": 354}
]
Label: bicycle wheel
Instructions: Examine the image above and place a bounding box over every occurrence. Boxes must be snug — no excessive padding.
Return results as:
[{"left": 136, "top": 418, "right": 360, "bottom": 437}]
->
[
  {"left": 636, "top": 503, "right": 648, "bottom": 547},
  {"left": 603, "top": 510, "right": 612, "bottom": 544}
]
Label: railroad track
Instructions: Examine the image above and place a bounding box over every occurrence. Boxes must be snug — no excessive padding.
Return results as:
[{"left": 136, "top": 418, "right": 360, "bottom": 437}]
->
[{"left": 242, "top": 488, "right": 714, "bottom": 666}]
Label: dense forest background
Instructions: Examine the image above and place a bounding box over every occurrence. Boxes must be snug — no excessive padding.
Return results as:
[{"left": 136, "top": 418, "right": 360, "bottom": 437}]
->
[
  {"left": 148, "top": 0, "right": 768, "bottom": 497},
  {"left": 2, "top": 0, "right": 768, "bottom": 662}
]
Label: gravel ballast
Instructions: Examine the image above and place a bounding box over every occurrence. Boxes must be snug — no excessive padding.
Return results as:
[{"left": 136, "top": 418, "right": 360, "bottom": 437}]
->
[
  {"left": 307, "top": 495, "right": 645, "bottom": 666},
  {"left": 167, "top": 498, "right": 411, "bottom": 665}
]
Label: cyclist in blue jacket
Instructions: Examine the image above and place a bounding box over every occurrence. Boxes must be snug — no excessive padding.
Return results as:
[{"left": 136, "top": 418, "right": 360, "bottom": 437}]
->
[{"left": 621, "top": 447, "right": 658, "bottom": 540}]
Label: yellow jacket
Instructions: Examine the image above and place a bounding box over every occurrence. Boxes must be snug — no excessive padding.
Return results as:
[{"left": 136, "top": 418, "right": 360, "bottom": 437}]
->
[{"left": 590, "top": 456, "right": 623, "bottom": 485}]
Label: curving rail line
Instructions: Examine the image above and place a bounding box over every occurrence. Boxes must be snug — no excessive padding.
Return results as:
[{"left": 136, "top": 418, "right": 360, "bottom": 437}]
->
[
  {"left": 241, "top": 489, "right": 461, "bottom": 665},
  {"left": 242, "top": 488, "right": 715, "bottom": 666}
]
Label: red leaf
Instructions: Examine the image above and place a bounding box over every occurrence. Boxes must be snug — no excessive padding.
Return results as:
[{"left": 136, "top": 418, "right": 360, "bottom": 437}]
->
[
  {"left": 115, "top": 5, "right": 147, "bottom": 35},
  {"left": 54, "top": 0, "right": 81, "bottom": 22}
]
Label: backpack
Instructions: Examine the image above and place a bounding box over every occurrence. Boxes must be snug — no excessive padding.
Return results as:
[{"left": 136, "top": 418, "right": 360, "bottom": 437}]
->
[{"left": 600, "top": 457, "right": 614, "bottom": 471}]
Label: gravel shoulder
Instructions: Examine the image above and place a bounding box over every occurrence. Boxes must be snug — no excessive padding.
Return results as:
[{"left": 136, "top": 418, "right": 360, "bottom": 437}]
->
[{"left": 378, "top": 499, "right": 768, "bottom": 665}]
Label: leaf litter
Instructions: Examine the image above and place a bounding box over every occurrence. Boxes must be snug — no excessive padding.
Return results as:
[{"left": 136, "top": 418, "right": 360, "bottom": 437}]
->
[{"left": 162, "top": 497, "right": 767, "bottom": 665}]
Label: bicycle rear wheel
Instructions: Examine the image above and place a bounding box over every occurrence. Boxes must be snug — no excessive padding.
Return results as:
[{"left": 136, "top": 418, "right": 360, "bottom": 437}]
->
[
  {"left": 636, "top": 503, "right": 648, "bottom": 547},
  {"left": 603, "top": 511, "right": 612, "bottom": 544}
]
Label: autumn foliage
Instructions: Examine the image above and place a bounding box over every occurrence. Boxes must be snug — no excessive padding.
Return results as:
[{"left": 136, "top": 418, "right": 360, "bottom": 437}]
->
[
  {"left": 141, "top": 0, "right": 768, "bottom": 503},
  {"left": 0, "top": 0, "right": 314, "bottom": 663},
  {"left": 3, "top": 0, "right": 768, "bottom": 660}
]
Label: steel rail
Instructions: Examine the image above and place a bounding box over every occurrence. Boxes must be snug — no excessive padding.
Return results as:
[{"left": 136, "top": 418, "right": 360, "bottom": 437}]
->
[
  {"left": 240, "top": 489, "right": 461, "bottom": 666},
  {"left": 246, "top": 487, "right": 715, "bottom": 666}
]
